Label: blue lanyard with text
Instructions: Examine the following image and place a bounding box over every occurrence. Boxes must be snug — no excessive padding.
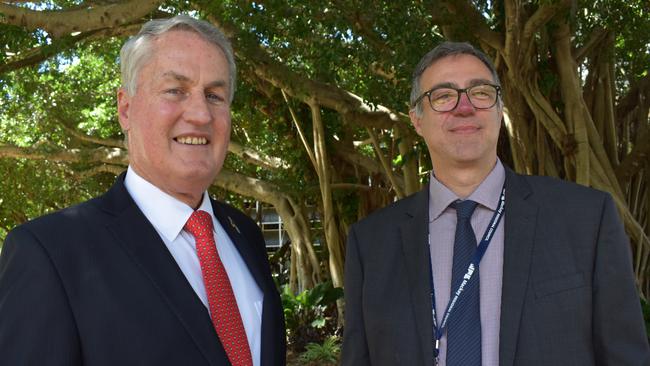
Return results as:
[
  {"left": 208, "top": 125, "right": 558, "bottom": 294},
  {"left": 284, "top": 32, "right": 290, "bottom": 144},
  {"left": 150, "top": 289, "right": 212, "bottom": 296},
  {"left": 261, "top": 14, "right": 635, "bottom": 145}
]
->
[{"left": 427, "top": 186, "right": 505, "bottom": 365}]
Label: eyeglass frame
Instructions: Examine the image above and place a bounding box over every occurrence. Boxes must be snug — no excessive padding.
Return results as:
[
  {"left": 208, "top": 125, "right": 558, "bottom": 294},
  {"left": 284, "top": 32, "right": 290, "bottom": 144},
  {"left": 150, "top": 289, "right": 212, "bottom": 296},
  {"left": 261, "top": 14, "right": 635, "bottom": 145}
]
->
[{"left": 412, "top": 83, "right": 502, "bottom": 112}]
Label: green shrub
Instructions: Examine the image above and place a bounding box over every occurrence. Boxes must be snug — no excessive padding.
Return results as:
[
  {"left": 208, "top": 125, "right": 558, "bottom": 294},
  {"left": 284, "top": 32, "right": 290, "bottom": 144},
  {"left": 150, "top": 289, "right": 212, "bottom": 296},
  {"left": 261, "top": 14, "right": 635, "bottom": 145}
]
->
[
  {"left": 299, "top": 336, "right": 340, "bottom": 365},
  {"left": 282, "top": 281, "right": 343, "bottom": 352}
]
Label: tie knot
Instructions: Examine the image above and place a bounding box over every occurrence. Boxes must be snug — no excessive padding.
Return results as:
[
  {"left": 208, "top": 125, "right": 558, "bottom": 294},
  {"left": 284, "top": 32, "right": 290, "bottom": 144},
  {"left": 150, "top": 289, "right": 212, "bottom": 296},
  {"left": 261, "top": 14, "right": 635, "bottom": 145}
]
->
[
  {"left": 185, "top": 210, "right": 214, "bottom": 239},
  {"left": 451, "top": 199, "right": 478, "bottom": 219}
]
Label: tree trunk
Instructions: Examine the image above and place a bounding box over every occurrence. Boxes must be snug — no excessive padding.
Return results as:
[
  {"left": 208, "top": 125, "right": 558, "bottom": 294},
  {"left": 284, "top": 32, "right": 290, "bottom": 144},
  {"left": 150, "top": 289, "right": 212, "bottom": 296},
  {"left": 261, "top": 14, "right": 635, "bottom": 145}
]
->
[{"left": 309, "top": 102, "right": 345, "bottom": 291}]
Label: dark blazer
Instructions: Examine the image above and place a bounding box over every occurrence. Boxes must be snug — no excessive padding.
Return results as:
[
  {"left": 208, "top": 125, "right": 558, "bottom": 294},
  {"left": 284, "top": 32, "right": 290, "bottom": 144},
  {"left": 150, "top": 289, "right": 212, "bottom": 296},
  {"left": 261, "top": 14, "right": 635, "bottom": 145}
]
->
[
  {"left": 0, "top": 174, "right": 286, "bottom": 366},
  {"left": 342, "top": 168, "right": 650, "bottom": 365}
]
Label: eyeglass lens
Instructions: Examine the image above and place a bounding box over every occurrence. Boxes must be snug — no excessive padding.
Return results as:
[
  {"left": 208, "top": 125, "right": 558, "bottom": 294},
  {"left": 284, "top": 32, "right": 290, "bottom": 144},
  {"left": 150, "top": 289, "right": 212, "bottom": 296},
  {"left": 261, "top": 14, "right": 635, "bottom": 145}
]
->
[{"left": 429, "top": 84, "right": 498, "bottom": 112}]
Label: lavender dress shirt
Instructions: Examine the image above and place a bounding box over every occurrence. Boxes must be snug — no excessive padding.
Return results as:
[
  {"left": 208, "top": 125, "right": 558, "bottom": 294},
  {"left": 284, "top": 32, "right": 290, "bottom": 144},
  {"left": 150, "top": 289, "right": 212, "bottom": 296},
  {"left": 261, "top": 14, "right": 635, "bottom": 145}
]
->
[{"left": 428, "top": 160, "right": 505, "bottom": 366}]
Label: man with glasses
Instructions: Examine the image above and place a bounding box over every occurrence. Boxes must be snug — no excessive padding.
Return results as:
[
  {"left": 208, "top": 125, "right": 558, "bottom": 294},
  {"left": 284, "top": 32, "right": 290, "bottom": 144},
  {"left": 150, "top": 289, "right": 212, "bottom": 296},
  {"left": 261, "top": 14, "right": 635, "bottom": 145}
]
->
[{"left": 342, "top": 42, "right": 649, "bottom": 365}]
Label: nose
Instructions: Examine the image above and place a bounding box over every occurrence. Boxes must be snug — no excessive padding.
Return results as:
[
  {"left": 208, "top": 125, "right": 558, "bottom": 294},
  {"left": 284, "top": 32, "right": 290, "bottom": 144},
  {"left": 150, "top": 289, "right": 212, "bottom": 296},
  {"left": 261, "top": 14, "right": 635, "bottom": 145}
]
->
[
  {"left": 453, "top": 92, "right": 475, "bottom": 116},
  {"left": 183, "top": 92, "right": 213, "bottom": 125}
]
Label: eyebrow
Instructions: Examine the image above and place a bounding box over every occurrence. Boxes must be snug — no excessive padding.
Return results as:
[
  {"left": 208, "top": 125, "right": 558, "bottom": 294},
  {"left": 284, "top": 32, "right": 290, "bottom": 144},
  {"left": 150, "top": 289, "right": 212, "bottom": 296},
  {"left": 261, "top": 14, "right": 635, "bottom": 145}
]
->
[
  {"left": 160, "top": 71, "right": 228, "bottom": 89},
  {"left": 161, "top": 71, "right": 190, "bottom": 83},
  {"left": 427, "top": 78, "right": 496, "bottom": 90}
]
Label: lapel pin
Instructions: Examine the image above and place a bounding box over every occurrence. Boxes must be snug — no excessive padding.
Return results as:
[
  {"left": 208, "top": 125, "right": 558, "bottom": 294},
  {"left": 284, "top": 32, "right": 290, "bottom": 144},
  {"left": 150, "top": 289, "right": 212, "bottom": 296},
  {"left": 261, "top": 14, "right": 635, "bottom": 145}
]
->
[{"left": 228, "top": 216, "right": 241, "bottom": 234}]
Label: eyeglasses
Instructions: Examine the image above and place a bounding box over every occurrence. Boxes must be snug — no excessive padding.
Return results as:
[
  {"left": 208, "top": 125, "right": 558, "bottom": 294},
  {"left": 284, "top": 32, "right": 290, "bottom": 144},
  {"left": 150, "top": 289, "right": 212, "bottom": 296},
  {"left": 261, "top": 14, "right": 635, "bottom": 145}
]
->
[{"left": 413, "top": 84, "right": 501, "bottom": 112}]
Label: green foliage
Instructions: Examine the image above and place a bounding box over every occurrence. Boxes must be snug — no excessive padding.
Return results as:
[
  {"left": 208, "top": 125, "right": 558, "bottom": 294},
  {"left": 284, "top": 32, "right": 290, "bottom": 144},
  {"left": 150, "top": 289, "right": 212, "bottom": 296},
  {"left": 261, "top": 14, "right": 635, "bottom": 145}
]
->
[
  {"left": 281, "top": 281, "right": 343, "bottom": 352},
  {"left": 207, "top": 0, "right": 437, "bottom": 112},
  {"left": 0, "top": 32, "right": 124, "bottom": 240},
  {"left": 1, "top": 0, "right": 649, "bottom": 297},
  {"left": 576, "top": 0, "right": 650, "bottom": 89},
  {"left": 0, "top": 39, "right": 122, "bottom": 148},
  {"left": 299, "top": 336, "right": 341, "bottom": 365},
  {"left": 0, "top": 158, "right": 112, "bottom": 246}
]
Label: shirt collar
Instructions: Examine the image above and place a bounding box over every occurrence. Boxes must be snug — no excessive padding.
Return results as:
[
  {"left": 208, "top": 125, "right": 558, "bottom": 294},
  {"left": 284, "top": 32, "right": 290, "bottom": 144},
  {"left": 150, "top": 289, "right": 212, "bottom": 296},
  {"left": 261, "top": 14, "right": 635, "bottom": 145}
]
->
[
  {"left": 428, "top": 159, "right": 505, "bottom": 222},
  {"left": 124, "top": 166, "right": 215, "bottom": 242}
]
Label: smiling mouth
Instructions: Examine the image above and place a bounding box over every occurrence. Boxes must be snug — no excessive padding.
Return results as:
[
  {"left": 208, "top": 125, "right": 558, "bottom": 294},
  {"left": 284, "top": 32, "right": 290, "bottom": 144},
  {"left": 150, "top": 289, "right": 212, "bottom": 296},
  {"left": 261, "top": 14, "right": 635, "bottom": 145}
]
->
[
  {"left": 175, "top": 136, "right": 208, "bottom": 145},
  {"left": 450, "top": 125, "right": 480, "bottom": 133}
]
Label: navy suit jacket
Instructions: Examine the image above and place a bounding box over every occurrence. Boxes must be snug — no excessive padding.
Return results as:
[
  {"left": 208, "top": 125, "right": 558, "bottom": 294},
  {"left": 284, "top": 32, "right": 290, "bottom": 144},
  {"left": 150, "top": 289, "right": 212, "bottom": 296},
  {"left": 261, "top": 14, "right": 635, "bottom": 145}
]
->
[
  {"left": 342, "top": 168, "right": 650, "bottom": 365},
  {"left": 0, "top": 174, "right": 286, "bottom": 365}
]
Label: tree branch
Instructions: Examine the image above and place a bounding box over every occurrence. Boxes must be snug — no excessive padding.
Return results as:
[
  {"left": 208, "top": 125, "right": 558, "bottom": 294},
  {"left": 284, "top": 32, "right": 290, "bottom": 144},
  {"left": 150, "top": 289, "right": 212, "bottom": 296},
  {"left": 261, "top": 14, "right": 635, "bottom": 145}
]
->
[
  {"left": 76, "top": 164, "right": 125, "bottom": 180},
  {"left": 369, "top": 62, "right": 400, "bottom": 86},
  {"left": 332, "top": 142, "right": 404, "bottom": 186},
  {"left": 614, "top": 73, "right": 650, "bottom": 184},
  {"left": 616, "top": 74, "right": 650, "bottom": 122},
  {"left": 228, "top": 140, "right": 288, "bottom": 170},
  {"left": 306, "top": 182, "right": 377, "bottom": 192},
  {"left": 0, "top": 142, "right": 296, "bottom": 206},
  {"left": 0, "top": 31, "right": 96, "bottom": 74},
  {"left": 573, "top": 27, "right": 608, "bottom": 64},
  {"left": 0, "top": 0, "right": 161, "bottom": 38},
  {"left": 616, "top": 128, "right": 650, "bottom": 183},
  {"left": 366, "top": 127, "right": 405, "bottom": 198},
  {"left": 215, "top": 167, "right": 291, "bottom": 207},
  {"left": 523, "top": 0, "right": 572, "bottom": 42},
  {"left": 435, "top": 0, "right": 504, "bottom": 51},
  {"left": 0, "top": 144, "right": 128, "bottom": 165},
  {"left": 521, "top": 0, "right": 572, "bottom": 64},
  {"left": 281, "top": 90, "right": 317, "bottom": 169},
  {"left": 332, "top": 2, "right": 394, "bottom": 56},
  {"left": 58, "top": 122, "right": 125, "bottom": 148},
  {"left": 1, "top": 23, "right": 143, "bottom": 75},
  {"left": 204, "top": 13, "right": 414, "bottom": 138}
]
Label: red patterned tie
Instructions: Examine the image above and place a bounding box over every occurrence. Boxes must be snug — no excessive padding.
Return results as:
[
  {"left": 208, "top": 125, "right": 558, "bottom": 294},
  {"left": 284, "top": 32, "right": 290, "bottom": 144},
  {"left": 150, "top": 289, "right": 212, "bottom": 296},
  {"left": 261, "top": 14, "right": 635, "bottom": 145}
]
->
[{"left": 185, "top": 210, "right": 253, "bottom": 366}]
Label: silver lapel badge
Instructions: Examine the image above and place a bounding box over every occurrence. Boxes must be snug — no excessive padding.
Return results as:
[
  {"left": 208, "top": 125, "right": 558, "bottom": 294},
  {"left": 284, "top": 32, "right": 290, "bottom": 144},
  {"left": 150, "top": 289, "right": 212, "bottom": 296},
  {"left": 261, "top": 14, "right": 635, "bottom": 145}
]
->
[{"left": 228, "top": 216, "right": 241, "bottom": 234}]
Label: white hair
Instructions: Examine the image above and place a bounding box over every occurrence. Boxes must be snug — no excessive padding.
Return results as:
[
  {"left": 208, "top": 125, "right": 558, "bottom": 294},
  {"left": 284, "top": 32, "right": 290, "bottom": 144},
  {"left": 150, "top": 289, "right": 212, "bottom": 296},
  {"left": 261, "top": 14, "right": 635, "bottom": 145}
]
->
[{"left": 120, "top": 14, "right": 236, "bottom": 102}]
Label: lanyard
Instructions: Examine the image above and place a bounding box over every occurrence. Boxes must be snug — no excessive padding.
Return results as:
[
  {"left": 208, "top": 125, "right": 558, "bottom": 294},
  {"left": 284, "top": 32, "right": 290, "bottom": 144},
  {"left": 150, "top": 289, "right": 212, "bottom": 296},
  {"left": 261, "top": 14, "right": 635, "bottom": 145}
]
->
[{"left": 427, "top": 186, "right": 505, "bottom": 365}]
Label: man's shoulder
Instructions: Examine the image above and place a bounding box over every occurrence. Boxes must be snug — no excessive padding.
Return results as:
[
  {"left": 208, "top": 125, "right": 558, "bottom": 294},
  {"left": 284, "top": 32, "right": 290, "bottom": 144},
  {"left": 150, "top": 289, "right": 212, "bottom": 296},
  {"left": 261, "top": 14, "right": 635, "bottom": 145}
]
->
[
  {"left": 9, "top": 195, "right": 108, "bottom": 241},
  {"left": 511, "top": 171, "right": 610, "bottom": 205}
]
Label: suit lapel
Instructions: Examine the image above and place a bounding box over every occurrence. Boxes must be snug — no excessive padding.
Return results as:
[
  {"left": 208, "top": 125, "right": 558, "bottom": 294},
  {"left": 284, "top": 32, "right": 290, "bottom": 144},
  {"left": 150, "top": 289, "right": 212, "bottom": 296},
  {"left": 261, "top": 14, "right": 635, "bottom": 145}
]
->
[
  {"left": 499, "top": 169, "right": 538, "bottom": 366},
  {"left": 399, "top": 188, "right": 435, "bottom": 364},
  {"left": 211, "top": 201, "right": 269, "bottom": 293},
  {"left": 212, "top": 200, "right": 283, "bottom": 366},
  {"left": 101, "top": 176, "right": 227, "bottom": 366}
]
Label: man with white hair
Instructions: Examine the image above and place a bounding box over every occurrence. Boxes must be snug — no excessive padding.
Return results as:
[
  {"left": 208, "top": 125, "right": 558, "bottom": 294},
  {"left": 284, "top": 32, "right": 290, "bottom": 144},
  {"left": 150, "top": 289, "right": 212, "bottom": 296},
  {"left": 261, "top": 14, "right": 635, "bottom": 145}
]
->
[{"left": 0, "top": 15, "right": 285, "bottom": 366}]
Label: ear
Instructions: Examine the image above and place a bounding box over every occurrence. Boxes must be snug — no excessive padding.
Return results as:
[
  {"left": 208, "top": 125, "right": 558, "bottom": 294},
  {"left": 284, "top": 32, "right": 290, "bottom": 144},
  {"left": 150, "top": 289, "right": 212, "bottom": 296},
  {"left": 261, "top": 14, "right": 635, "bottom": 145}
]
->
[
  {"left": 496, "top": 102, "right": 505, "bottom": 126},
  {"left": 409, "top": 109, "right": 424, "bottom": 137},
  {"left": 117, "top": 87, "right": 131, "bottom": 132}
]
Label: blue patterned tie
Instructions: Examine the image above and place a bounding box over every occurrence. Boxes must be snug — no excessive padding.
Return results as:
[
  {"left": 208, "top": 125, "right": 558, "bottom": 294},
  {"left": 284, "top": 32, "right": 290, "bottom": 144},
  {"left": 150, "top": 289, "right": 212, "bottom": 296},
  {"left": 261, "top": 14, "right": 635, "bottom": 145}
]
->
[{"left": 447, "top": 200, "right": 481, "bottom": 365}]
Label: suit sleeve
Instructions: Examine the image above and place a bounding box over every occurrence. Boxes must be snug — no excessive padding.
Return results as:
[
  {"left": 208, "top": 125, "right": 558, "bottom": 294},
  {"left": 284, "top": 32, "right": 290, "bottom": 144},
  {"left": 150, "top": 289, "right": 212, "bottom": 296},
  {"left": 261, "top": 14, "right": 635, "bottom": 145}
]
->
[
  {"left": 592, "top": 194, "right": 650, "bottom": 365},
  {"left": 0, "top": 226, "right": 81, "bottom": 365},
  {"left": 341, "top": 225, "right": 371, "bottom": 366}
]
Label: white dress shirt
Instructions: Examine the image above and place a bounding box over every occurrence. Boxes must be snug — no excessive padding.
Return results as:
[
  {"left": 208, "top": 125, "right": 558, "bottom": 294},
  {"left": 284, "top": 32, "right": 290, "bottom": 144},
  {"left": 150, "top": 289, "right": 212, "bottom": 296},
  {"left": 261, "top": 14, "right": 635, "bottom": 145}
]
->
[{"left": 124, "top": 167, "right": 263, "bottom": 366}]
